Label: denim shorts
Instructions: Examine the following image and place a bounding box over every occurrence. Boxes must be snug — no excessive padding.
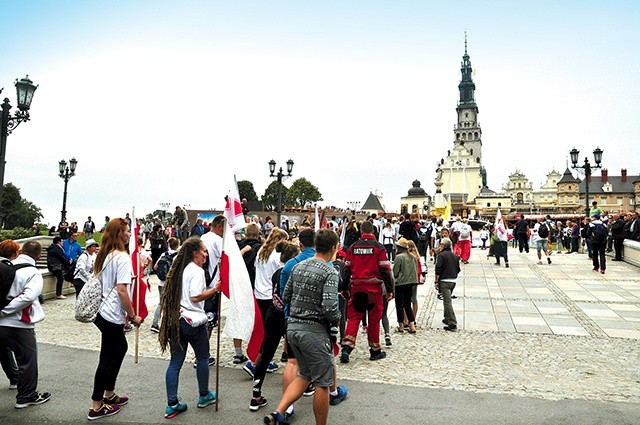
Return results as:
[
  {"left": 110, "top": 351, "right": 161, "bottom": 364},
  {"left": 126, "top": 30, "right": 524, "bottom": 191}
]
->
[
  {"left": 535, "top": 240, "right": 547, "bottom": 252},
  {"left": 286, "top": 329, "right": 334, "bottom": 388}
]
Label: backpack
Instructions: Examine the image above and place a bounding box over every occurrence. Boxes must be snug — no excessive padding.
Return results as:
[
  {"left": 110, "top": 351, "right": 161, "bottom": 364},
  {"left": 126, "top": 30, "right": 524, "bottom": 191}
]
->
[
  {"left": 0, "top": 260, "right": 36, "bottom": 310},
  {"left": 75, "top": 256, "right": 115, "bottom": 323},
  {"left": 156, "top": 251, "right": 177, "bottom": 281},
  {"left": 592, "top": 223, "right": 607, "bottom": 242},
  {"left": 538, "top": 222, "right": 549, "bottom": 239},
  {"left": 460, "top": 226, "right": 471, "bottom": 239},
  {"left": 418, "top": 225, "right": 429, "bottom": 241}
]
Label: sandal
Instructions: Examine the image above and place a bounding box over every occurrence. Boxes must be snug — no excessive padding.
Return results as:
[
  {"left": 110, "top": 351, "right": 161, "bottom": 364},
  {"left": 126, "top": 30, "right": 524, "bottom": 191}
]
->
[{"left": 396, "top": 326, "right": 405, "bottom": 333}]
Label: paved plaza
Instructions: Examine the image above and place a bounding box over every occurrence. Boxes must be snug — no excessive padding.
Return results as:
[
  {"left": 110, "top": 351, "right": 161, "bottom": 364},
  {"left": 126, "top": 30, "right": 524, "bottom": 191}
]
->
[{"left": 3, "top": 246, "right": 638, "bottom": 423}]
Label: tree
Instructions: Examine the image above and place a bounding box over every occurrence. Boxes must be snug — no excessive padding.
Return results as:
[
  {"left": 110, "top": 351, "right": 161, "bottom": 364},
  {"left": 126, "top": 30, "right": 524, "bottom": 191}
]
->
[
  {"left": 262, "top": 180, "right": 288, "bottom": 212},
  {"left": 286, "top": 178, "right": 323, "bottom": 209},
  {"left": 237, "top": 180, "right": 258, "bottom": 201},
  {"left": 1, "top": 183, "right": 43, "bottom": 229}
]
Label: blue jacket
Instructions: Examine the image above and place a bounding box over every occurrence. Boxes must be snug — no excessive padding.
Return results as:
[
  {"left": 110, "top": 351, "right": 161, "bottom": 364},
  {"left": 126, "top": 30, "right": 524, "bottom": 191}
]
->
[{"left": 62, "top": 239, "right": 83, "bottom": 262}]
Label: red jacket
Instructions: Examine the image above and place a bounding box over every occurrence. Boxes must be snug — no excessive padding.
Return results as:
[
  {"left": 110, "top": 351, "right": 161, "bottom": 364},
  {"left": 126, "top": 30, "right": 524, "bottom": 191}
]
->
[{"left": 342, "top": 234, "right": 394, "bottom": 295}]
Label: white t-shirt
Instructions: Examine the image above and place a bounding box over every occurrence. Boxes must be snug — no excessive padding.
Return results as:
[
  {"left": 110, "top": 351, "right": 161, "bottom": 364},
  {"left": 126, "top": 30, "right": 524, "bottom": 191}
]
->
[
  {"left": 98, "top": 251, "right": 133, "bottom": 325},
  {"left": 253, "top": 249, "right": 283, "bottom": 300},
  {"left": 201, "top": 231, "right": 222, "bottom": 283},
  {"left": 459, "top": 224, "right": 472, "bottom": 240},
  {"left": 179, "top": 262, "right": 208, "bottom": 327}
]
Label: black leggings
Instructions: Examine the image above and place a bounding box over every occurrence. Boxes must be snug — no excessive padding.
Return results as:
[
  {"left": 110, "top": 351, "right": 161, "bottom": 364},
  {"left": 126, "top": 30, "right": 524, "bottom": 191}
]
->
[
  {"left": 253, "top": 307, "right": 285, "bottom": 397},
  {"left": 394, "top": 284, "right": 416, "bottom": 323},
  {"left": 92, "top": 314, "right": 128, "bottom": 401}
]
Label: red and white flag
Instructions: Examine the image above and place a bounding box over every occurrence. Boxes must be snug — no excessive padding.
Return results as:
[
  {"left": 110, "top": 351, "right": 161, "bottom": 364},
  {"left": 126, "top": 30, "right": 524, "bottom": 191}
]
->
[
  {"left": 220, "top": 219, "right": 264, "bottom": 362},
  {"left": 129, "top": 207, "right": 148, "bottom": 320},
  {"left": 224, "top": 175, "right": 247, "bottom": 233}
]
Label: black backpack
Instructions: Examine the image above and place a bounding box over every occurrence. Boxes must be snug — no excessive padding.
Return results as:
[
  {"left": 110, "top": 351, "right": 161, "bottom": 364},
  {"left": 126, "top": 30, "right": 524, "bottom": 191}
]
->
[
  {"left": 592, "top": 223, "right": 607, "bottom": 242},
  {"left": 0, "top": 259, "right": 36, "bottom": 310},
  {"left": 156, "top": 251, "right": 177, "bottom": 281},
  {"left": 538, "top": 222, "right": 549, "bottom": 239},
  {"left": 418, "top": 225, "right": 429, "bottom": 241}
]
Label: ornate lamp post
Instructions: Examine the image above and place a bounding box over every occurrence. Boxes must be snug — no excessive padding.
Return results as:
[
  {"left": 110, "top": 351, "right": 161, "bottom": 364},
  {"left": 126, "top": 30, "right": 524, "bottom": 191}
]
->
[
  {"left": 0, "top": 76, "right": 38, "bottom": 227},
  {"left": 570, "top": 147, "right": 603, "bottom": 217},
  {"left": 269, "top": 159, "right": 294, "bottom": 228},
  {"left": 59, "top": 158, "right": 78, "bottom": 223}
]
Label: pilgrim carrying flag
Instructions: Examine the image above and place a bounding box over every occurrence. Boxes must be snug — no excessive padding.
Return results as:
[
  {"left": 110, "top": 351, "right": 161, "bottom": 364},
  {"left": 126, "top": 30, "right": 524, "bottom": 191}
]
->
[
  {"left": 223, "top": 175, "right": 247, "bottom": 233},
  {"left": 129, "top": 207, "right": 148, "bottom": 320},
  {"left": 220, "top": 207, "right": 263, "bottom": 362}
]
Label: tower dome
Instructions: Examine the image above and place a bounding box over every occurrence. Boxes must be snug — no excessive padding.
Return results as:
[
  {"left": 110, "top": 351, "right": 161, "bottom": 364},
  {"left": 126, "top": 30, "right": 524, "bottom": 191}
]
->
[{"left": 408, "top": 180, "right": 426, "bottom": 196}]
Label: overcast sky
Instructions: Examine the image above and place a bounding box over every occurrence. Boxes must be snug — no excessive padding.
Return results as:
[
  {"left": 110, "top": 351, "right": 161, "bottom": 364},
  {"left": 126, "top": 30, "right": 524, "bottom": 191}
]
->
[{"left": 1, "top": 1, "right": 638, "bottom": 226}]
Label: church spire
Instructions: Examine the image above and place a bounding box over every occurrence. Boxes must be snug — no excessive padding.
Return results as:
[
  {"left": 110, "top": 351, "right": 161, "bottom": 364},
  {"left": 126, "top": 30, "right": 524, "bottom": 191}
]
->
[{"left": 458, "top": 33, "right": 476, "bottom": 105}]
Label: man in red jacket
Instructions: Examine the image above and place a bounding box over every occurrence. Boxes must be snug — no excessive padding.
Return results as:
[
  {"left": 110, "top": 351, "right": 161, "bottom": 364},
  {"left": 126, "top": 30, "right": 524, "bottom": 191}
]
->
[{"left": 340, "top": 221, "right": 394, "bottom": 363}]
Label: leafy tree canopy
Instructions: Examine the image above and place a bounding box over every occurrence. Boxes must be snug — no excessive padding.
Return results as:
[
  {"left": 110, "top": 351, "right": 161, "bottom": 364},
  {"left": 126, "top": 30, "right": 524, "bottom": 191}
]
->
[
  {"left": 286, "top": 178, "right": 323, "bottom": 209},
  {"left": 1, "top": 183, "right": 43, "bottom": 230},
  {"left": 238, "top": 180, "right": 258, "bottom": 201},
  {"left": 262, "top": 180, "right": 288, "bottom": 212}
]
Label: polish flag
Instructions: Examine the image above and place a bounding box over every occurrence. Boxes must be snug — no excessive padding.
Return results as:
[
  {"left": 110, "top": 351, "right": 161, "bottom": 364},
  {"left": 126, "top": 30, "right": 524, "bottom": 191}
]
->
[
  {"left": 129, "top": 207, "right": 148, "bottom": 319},
  {"left": 219, "top": 218, "right": 264, "bottom": 362},
  {"left": 223, "top": 175, "right": 247, "bottom": 233}
]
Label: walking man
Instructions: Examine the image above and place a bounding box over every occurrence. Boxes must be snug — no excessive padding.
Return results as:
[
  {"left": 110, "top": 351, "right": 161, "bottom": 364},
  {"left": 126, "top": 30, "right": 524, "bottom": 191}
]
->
[
  {"left": 83, "top": 216, "right": 96, "bottom": 240},
  {"left": 587, "top": 214, "right": 608, "bottom": 274},
  {"left": 0, "top": 241, "right": 51, "bottom": 409},
  {"left": 340, "top": 221, "right": 394, "bottom": 363},
  {"left": 532, "top": 217, "right": 552, "bottom": 265},
  {"left": 264, "top": 229, "right": 342, "bottom": 425},
  {"left": 434, "top": 238, "right": 460, "bottom": 332}
]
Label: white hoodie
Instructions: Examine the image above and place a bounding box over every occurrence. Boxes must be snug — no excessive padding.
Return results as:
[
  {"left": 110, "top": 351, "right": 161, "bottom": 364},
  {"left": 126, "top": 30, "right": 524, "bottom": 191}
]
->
[{"left": 0, "top": 254, "right": 45, "bottom": 328}]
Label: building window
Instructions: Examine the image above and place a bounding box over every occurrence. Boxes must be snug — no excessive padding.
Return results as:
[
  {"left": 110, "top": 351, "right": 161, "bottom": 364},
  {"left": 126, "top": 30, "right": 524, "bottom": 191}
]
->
[
  {"left": 618, "top": 197, "right": 623, "bottom": 206},
  {"left": 498, "top": 202, "right": 502, "bottom": 207},
  {"left": 487, "top": 203, "right": 491, "bottom": 207},
  {"left": 601, "top": 197, "right": 608, "bottom": 204}
]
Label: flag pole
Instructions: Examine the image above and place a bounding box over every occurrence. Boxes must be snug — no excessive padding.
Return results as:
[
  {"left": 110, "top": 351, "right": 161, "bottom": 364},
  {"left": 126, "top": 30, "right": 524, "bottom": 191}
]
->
[
  {"left": 214, "top": 217, "right": 227, "bottom": 411},
  {"left": 214, "top": 291, "right": 222, "bottom": 411},
  {"left": 135, "top": 249, "right": 140, "bottom": 364}
]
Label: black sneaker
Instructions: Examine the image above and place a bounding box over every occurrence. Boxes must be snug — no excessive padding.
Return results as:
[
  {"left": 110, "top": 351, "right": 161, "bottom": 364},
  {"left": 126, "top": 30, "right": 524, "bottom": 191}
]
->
[
  {"left": 369, "top": 349, "right": 386, "bottom": 361},
  {"left": 384, "top": 334, "right": 392, "bottom": 346},
  {"left": 547, "top": 257, "right": 552, "bottom": 264},
  {"left": 280, "top": 351, "right": 288, "bottom": 363},
  {"left": 303, "top": 383, "right": 315, "bottom": 396},
  {"left": 339, "top": 348, "right": 350, "bottom": 364},
  {"left": 264, "top": 411, "right": 284, "bottom": 424},
  {"left": 15, "top": 391, "right": 51, "bottom": 409},
  {"left": 443, "top": 326, "right": 457, "bottom": 332},
  {"left": 250, "top": 396, "right": 268, "bottom": 411}
]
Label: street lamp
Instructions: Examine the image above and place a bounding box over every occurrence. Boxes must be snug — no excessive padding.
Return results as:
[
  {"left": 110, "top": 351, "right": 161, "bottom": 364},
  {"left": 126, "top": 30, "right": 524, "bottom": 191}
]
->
[
  {"left": 59, "top": 158, "right": 78, "bottom": 223},
  {"left": 0, "top": 76, "right": 38, "bottom": 227},
  {"left": 570, "top": 146, "right": 603, "bottom": 217},
  {"left": 269, "top": 159, "right": 294, "bottom": 228}
]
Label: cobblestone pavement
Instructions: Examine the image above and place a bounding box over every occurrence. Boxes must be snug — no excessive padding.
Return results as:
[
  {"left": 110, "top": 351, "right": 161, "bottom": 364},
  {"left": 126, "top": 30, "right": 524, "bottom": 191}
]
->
[{"left": 37, "top": 248, "right": 640, "bottom": 405}]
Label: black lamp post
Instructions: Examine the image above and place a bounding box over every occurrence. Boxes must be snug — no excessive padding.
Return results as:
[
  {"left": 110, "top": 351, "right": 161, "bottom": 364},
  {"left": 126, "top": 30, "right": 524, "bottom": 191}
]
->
[
  {"left": 570, "top": 147, "right": 603, "bottom": 217},
  {"left": 269, "top": 159, "right": 294, "bottom": 228},
  {"left": 59, "top": 158, "right": 78, "bottom": 223},
  {"left": 0, "top": 76, "right": 38, "bottom": 227}
]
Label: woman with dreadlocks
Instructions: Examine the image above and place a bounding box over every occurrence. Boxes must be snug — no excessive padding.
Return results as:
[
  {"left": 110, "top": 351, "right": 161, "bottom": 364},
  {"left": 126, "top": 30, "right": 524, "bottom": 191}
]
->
[{"left": 159, "top": 237, "right": 220, "bottom": 419}]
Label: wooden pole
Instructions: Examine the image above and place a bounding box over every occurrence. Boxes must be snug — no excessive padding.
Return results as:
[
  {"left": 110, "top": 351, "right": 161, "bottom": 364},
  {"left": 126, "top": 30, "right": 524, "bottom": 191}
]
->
[{"left": 134, "top": 250, "right": 140, "bottom": 364}]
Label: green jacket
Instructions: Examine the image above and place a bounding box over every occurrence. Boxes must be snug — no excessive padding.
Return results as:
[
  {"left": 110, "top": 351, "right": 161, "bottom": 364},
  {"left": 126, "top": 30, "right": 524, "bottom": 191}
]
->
[{"left": 392, "top": 252, "right": 418, "bottom": 286}]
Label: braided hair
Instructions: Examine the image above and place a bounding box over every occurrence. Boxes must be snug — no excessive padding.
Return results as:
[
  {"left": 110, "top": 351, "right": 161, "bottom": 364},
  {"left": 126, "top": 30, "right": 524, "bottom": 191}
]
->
[{"left": 158, "top": 237, "right": 205, "bottom": 353}]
